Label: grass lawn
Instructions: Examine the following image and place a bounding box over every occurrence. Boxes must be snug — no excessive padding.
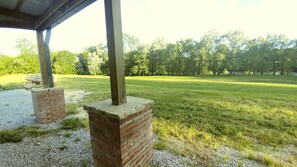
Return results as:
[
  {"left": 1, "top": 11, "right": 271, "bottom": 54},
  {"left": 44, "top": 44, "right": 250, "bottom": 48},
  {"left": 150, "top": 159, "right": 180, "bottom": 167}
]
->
[
  {"left": 1, "top": 74, "right": 297, "bottom": 166},
  {"left": 0, "top": 74, "right": 27, "bottom": 89}
]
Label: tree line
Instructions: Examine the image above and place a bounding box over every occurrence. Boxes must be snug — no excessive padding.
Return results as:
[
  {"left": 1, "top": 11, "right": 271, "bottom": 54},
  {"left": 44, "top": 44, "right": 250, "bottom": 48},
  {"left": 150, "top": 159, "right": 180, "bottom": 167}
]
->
[{"left": 1, "top": 30, "right": 297, "bottom": 76}]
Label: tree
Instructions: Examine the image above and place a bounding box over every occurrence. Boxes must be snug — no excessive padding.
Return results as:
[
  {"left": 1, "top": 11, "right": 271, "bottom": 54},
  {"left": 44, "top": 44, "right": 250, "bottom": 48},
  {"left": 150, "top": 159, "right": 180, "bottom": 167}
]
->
[
  {"left": 11, "top": 38, "right": 39, "bottom": 74},
  {"left": 164, "top": 43, "right": 176, "bottom": 75},
  {"left": 149, "top": 38, "right": 167, "bottom": 75},
  {"left": 125, "top": 45, "right": 149, "bottom": 76},
  {"left": 266, "top": 34, "right": 280, "bottom": 75},
  {"left": 179, "top": 39, "right": 197, "bottom": 75},
  {"left": 76, "top": 53, "right": 89, "bottom": 75},
  {"left": 52, "top": 50, "right": 77, "bottom": 74},
  {"left": 242, "top": 39, "right": 260, "bottom": 74},
  {"left": 15, "top": 38, "right": 37, "bottom": 56},
  {"left": 256, "top": 37, "right": 270, "bottom": 75},
  {"left": 224, "top": 30, "right": 246, "bottom": 74},
  {"left": 123, "top": 33, "right": 141, "bottom": 53},
  {"left": 173, "top": 41, "right": 186, "bottom": 75},
  {"left": 291, "top": 41, "right": 297, "bottom": 73},
  {"left": 212, "top": 43, "right": 228, "bottom": 75},
  {"left": 198, "top": 30, "right": 220, "bottom": 74},
  {"left": 0, "top": 55, "right": 13, "bottom": 75},
  {"left": 79, "top": 45, "right": 107, "bottom": 75},
  {"left": 276, "top": 35, "right": 292, "bottom": 75}
]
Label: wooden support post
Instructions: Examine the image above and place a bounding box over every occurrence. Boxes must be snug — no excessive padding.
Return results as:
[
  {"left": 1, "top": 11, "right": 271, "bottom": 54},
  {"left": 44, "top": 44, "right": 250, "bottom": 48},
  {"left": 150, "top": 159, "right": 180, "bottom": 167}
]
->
[
  {"left": 104, "top": 0, "right": 126, "bottom": 105},
  {"left": 36, "top": 29, "right": 54, "bottom": 88}
]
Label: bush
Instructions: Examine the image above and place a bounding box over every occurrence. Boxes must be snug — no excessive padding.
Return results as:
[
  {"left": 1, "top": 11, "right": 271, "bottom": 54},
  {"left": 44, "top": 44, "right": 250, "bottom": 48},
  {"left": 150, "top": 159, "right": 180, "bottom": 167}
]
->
[
  {"left": 60, "top": 118, "right": 87, "bottom": 130},
  {"left": 0, "top": 129, "right": 22, "bottom": 143},
  {"left": 66, "top": 105, "right": 80, "bottom": 115},
  {"left": 0, "top": 126, "right": 56, "bottom": 144},
  {"left": 153, "top": 141, "right": 167, "bottom": 150}
]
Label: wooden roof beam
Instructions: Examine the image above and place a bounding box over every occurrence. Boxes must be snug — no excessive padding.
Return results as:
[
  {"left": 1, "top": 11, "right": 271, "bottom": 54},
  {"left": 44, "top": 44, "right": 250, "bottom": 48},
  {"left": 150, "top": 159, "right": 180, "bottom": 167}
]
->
[
  {"left": 36, "top": 0, "right": 95, "bottom": 31},
  {"left": 0, "top": 21, "right": 34, "bottom": 30},
  {"left": 0, "top": 7, "right": 36, "bottom": 22},
  {"left": 15, "top": 0, "right": 25, "bottom": 12},
  {"left": 34, "top": 0, "right": 68, "bottom": 30}
]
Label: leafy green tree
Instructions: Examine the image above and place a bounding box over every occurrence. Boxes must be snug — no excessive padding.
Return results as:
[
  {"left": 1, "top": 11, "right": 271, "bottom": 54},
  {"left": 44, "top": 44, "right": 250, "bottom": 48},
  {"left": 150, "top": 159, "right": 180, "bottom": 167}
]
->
[
  {"left": 291, "top": 42, "right": 297, "bottom": 73},
  {"left": 76, "top": 53, "right": 89, "bottom": 75},
  {"left": 123, "top": 33, "right": 141, "bottom": 53},
  {"left": 125, "top": 45, "right": 149, "bottom": 76},
  {"left": 276, "top": 35, "right": 292, "bottom": 75},
  {"left": 11, "top": 55, "right": 39, "bottom": 74},
  {"left": 224, "top": 30, "right": 246, "bottom": 74},
  {"left": 52, "top": 50, "right": 77, "bottom": 74},
  {"left": 173, "top": 41, "right": 186, "bottom": 75},
  {"left": 256, "top": 37, "right": 271, "bottom": 75},
  {"left": 80, "top": 45, "right": 107, "bottom": 75},
  {"left": 198, "top": 30, "right": 220, "bottom": 74},
  {"left": 266, "top": 34, "right": 280, "bottom": 75},
  {"left": 164, "top": 43, "right": 176, "bottom": 75},
  {"left": 15, "top": 38, "right": 37, "bottom": 56},
  {"left": 179, "top": 39, "right": 197, "bottom": 75},
  {"left": 195, "top": 46, "right": 208, "bottom": 75},
  {"left": 0, "top": 55, "right": 13, "bottom": 75},
  {"left": 212, "top": 43, "right": 228, "bottom": 75},
  {"left": 149, "top": 38, "right": 167, "bottom": 75},
  {"left": 12, "top": 38, "right": 39, "bottom": 74}
]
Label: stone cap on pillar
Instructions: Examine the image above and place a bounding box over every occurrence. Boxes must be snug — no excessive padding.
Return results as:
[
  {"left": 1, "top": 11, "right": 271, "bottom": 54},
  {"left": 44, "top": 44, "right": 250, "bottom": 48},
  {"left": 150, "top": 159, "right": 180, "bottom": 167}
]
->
[
  {"left": 83, "top": 96, "right": 154, "bottom": 119},
  {"left": 31, "top": 86, "right": 64, "bottom": 92}
]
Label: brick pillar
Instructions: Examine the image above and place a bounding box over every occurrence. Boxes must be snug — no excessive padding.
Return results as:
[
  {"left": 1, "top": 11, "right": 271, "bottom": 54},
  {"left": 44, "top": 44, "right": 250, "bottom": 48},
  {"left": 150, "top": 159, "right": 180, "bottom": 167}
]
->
[
  {"left": 31, "top": 87, "right": 67, "bottom": 123},
  {"left": 84, "top": 96, "right": 154, "bottom": 167}
]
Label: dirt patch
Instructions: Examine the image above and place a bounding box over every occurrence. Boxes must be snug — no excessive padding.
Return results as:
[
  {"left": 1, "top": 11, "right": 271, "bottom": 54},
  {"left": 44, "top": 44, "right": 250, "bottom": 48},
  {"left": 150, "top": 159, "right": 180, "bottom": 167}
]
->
[{"left": 65, "top": 90, "right": 91, "bottom": 104}]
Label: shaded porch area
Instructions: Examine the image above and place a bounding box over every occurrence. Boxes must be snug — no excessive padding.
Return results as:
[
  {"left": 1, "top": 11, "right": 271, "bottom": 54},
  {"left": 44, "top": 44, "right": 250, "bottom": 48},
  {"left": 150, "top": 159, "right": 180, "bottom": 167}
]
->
[{"left": 0, "top": 0, "right": 154, "bottom": 166}]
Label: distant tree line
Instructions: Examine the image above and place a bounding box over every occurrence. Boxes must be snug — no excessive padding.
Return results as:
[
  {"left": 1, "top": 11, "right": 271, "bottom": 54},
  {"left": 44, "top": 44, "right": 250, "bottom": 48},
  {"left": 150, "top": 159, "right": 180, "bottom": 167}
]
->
[
  {"left": 1, "top": 31, "right": 297, "bottom": 76},
  {"left": 124, "top": 31, "right": 297, "bottom": 76},
  {"left": 0, "top": 38, "right": 109, "bottom": 76}
]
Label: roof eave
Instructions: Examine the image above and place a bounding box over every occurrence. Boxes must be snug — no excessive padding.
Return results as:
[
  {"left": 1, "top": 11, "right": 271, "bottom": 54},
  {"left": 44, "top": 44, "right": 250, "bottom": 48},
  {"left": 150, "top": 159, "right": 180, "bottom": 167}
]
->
[
  {"left": 36, "top": 0, "right": 96, "bottom": 31},
  {"left": 0, "top": 0, "right": 96, "bottom": 31}
]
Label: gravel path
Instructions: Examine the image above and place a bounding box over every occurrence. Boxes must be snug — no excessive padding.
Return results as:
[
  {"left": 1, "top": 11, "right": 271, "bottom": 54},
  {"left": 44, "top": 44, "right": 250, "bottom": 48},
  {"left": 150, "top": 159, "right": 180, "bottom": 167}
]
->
[
  {"left": 0, "top": 129, "right": 93, "bottom": 167},
  {"left": 0, "top": 89, "right": 35, "bottom": 130},
  {"left": 0, "top": 128, "right": 193, "bottom": 167},
  {"left": 214, "top": 145, "right": 262, "bottom": 167},
  {"left": 152, "top": 150, "right": 194, "bottom": 167}
]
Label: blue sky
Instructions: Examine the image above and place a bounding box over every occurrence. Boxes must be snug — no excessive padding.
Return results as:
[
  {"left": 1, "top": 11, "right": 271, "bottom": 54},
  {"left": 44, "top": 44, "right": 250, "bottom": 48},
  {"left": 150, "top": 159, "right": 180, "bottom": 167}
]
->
[{"left": 1, "top": 0, "right": 297, "bottom": 56}]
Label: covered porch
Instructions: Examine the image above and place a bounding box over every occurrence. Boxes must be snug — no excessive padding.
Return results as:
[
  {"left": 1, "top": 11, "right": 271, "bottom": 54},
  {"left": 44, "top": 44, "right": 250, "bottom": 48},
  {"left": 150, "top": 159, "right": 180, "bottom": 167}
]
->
[{"left": 0, "top": 0, "right": 153, "bottom": 166}]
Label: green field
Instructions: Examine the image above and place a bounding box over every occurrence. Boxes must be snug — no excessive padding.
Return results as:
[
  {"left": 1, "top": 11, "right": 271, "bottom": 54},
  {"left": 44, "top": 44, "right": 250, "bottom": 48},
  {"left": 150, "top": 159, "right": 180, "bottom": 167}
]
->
[{"left": 1, "top": 74, "right": 297, "bottom": 166}]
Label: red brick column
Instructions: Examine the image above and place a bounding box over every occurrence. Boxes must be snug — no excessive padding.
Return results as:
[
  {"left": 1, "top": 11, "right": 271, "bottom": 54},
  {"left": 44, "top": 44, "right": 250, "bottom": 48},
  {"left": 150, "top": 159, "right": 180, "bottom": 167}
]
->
[
  {"left": 31, "top": 87, "right": 67, "bottom": 123},
  {"left": 84, "top": 96, "right": 154, "bottom": 167}
]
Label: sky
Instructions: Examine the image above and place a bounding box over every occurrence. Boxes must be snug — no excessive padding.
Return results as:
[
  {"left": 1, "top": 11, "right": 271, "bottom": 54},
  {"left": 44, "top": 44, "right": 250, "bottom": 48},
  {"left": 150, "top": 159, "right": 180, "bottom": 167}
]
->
[{"left": 1, "top": 0, "right": 297, "bottom": 56}]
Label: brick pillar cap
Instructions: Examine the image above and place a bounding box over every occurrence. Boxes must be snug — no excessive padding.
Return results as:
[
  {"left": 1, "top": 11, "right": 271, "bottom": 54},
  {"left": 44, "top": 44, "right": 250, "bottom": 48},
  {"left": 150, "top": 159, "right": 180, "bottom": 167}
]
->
[
  {"left": 83, "top": 96, "right": 154, "bottom": 119},
  {"left": 31, "top": 86, "right": 64, "bottom": 92}
]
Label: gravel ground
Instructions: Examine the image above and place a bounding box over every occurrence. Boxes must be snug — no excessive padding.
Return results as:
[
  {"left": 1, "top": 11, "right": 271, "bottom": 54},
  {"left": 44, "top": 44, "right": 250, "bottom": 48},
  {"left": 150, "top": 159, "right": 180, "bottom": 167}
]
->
[
  {"left": 0, "top": 89, "right": 192, "bottom": 167},
  {"left": 0, "top": 128, "right": 193, "bottom": 167},
  {"left": 0, "top": 89, "right": 89, "bottom": 130},
  {"left": 152, "top": 150, "right": 194, "bottom": 167},
  {"left": 0, "top": 129, "right": 93, "bottom": 167},
  {"left": 213, "top": 146, "right": 262, "bottom": 167},
  {"left": 0, "top": 89, "right": 35, "bottom": 130},
  {"left": 213, "top": 144, "right": 297, "bottom": 167}
]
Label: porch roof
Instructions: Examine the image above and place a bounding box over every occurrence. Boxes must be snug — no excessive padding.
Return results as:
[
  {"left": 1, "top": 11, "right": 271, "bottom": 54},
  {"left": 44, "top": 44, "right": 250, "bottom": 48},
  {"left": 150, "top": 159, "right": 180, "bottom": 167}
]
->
[{"left": 0, "top": 0, "right": 96, "bottom": 31}]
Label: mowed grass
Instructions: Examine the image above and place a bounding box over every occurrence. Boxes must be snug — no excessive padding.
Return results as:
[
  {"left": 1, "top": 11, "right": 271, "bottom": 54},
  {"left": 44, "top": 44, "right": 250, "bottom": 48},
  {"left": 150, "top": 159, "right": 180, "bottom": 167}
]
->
[
  {"left": 0, "top": 74, "right": 27, "bottom": 89},
  {"left": 1, "top": 74, "right": 297, "bottom": 164},
  {"left": 58, "top": 75, "right": 297, "bottom": 147}
]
